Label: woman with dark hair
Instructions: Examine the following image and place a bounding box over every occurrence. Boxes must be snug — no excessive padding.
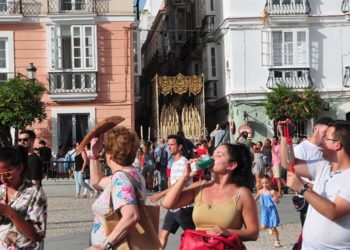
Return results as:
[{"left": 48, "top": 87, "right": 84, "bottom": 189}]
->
[
  {"left": 162, "top": 143, "right": 259, "bottom": 242},
  {"left": 0, "top": 146, "right": 47, "bottom": 249}
]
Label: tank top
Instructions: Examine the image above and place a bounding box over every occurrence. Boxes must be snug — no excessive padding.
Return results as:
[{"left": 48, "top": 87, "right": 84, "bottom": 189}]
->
[
  {"left": 74, "top": 154, "right": 84, "bottom": 171},
  {"left": 192, "top": 182, "right": 242, "bottom": 230}
]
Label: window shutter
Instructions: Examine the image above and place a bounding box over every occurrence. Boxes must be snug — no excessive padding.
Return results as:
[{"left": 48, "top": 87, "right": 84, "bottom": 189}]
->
[
  {"left": 261, "top": 30, "right": 272, "bottom": 67},
  {"left": 283, "top": 32, "right": 293, "bottom": 66},
  {"left": 297, "top": 31, "right": 306, "bottom": 66},
  {"left": 71, "top": 25, "right": 82, "bottom": 69},
  {"left": 83, "top": 25, "right": 94, "bottom": 69},
  {"left": 272, "top": 31, "right": 282, "bottom": 67}
]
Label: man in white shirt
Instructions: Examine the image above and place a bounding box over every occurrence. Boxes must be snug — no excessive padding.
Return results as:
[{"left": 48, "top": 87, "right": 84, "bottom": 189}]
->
[
  {"left": 150, "top": 135, "right": 195, "bottom": 248},
  {"left": 280, "top": 120, "right": 350, "bottom": 249},
  {"left": 293, "top": 117, "right": 333, "bottom": 226}
]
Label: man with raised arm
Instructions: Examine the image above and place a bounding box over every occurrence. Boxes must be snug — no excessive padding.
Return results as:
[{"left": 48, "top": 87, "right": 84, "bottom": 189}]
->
[{"left": 279, "top": 120, "right": 350, "bottom": 249}]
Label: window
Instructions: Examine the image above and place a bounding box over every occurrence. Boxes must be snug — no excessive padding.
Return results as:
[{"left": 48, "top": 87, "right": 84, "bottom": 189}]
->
[
  {"left": 210, "top": 47, "right": 216, "bottom": 77},
  {"left": 262, "top": 29, "right": 308, "bottom": 67},
  {"left": 133, "top": 29, "right": 141, "bottom": 76},
  {"left": 0, "top": 40, "right": 6, "bottom": 69},
  {"left": 48, "top": 25, "right": 97, "bottom": 71},
  {"left": 175, "top": 8, "right": 186, "bottom": 42},
  {"left": 210, "top": 0, "right": 214, "bottom": 11},
  {"left": 0, "top": 32, "right": 14, "bottom": 83},
  {"left": 203, "top": 44, "right": 218, "bottom": 80},
  {"left": 61, "top": 0, "right": 87, "bottom": 11},
  {"left": 58, "top": 113, "right": 89, "bottom": 147},
  {"left": 0, "top": 0, "right": 7, "bottom": 12}
]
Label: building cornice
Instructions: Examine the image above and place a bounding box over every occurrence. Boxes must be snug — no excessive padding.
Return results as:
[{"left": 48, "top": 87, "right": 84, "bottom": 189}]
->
[
  {"left": 0, "top": 15, "right": 135, "bottom": 24},
  {"left": 223, "top": 88, "right": 350, "bottom": 103},
  {"left": 218, "top": 14, "right": 350, "bottom": 31}
]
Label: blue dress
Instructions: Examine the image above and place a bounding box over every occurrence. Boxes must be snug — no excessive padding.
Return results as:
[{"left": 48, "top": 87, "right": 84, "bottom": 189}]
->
[{"left": 260, "top": 192, "right": 280, "bottom": 227}]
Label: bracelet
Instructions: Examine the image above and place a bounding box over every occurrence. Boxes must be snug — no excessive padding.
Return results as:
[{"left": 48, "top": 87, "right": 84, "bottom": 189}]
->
[
  {"left": 89, "top": 155, "right": 99, "bottom": 160},
  {"left": 298, "top": 183, "right": 309, "bottom": 196},
  {"left": 103, "top": 239, "right": 113, "bottom": 250}
]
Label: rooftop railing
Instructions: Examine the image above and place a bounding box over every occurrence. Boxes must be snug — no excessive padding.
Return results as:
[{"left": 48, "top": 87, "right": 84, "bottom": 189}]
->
[{"left": 266, "top": 0, "right": 310, "bottom": 15}]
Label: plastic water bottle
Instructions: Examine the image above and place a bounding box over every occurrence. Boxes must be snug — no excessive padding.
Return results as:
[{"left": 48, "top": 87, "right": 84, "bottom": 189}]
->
[{"left": 190, "top": 155, "right": 214, "bottom": 172}]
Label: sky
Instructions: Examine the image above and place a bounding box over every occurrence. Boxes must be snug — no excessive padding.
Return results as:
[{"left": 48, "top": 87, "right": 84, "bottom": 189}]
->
[{"left": 135, "top": 0, "right": 147, "bottom": 10}]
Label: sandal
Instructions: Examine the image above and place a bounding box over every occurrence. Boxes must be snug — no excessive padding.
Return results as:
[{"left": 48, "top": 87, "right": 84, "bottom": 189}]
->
[{"left": 274, "top": 241, "right": 281, "bottom": 247}]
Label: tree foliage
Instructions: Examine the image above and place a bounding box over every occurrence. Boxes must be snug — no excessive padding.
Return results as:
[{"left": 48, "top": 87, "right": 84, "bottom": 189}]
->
[
  {"left": 0, "top": 76, "right": 46, "bottom": 144},
  {"left": 264, "top": 85, "right": 323, "bottom": 121}
]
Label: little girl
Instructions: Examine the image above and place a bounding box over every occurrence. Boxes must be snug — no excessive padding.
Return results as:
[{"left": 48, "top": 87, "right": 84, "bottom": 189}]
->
[{"left": 255, "top": 175, "right": 281, "bottom": 248}]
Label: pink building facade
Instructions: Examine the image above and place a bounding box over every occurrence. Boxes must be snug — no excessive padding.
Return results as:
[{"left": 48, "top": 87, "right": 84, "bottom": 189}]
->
[{"left": 0, "top": 0, "right": 135, "bottom": 153}]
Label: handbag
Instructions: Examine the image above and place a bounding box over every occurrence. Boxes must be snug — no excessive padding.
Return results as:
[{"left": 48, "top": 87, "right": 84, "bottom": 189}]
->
[
  {"left": 179, "top": 230, "right": 245, "bottom": 250},
  {"left": 102, "top": 171, "right": 162, "bottom": 250},
  {"left": 292, "top": 195, "right": 307, "bottom": 211}
]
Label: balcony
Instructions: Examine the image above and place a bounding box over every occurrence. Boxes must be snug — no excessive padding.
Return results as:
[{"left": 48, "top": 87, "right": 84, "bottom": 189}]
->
[
  {"left": 266, "top": 68, "right": 312, "bottom": 89},
  {"left": 49, "top": 71, "right": 98, "bottom": 102},
  {"left": 200, "top": 15, "right": 215, "bottom": 37},
  {"left": 48, "top": 0, "right": 109, "bottom": 15},
  {"left": 344, "top": 66, "right": 350, "bottom": 87},
  {"left": 265, "top": 0, "right": 310, "bottom": 15},
  {"left": 205, "top": 80, "right": 217, "bottom": 102},
  {"left": 0, "top": 1, "right": 21, "bottom": 14},
  {"left": 0, "top": 1, "right": 24, "bottom": 21},
  {"left": 180, "top": 33, "right": 198, "bottom": 60}
]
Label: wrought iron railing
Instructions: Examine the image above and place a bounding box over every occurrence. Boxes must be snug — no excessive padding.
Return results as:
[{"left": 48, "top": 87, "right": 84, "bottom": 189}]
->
[
  {"left": 0, "top": 0, "right": 22, "bottom": 14},
  {"left": 200, "top": 15, "right": 215, "bottom": 36},
  {"left": 342, "top": 0, "right": 349, "bottom": 13},
  {"left": 266, "top": 68, "right": 312, "bottom": 89},
  {"left": 205, "top": 80, "right": 217, "bottom": 101},
  {"left": 265, "top": 0, "right": 310, "bottom": 15},
  {"left": 344, "top": 66, "right": 350, "bottom": 87},
  {"left": 47, "top": 0, "right": 102, "bottom": 14},
  {"left": 49, "top": 71, "right": 97, "bottom": 94}
]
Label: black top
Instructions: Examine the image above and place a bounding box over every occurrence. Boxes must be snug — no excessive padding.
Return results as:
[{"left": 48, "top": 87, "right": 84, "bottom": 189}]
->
[
  {"left": 39, "top": 146, "right": 52, "bottom": 162},
  {"left": 74, "top": 154, "right": 84, "bottom": 172},
  {"left": 27, "top": 153, "right": 44, "bottom": 182}
]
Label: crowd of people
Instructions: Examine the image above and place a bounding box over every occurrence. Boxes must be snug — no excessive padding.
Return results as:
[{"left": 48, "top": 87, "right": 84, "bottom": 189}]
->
[{"left": 0, "top": 117, "right": 350, "bottom": 249}]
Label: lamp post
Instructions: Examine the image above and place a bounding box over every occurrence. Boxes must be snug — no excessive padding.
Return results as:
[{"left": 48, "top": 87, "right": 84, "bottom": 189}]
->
[{"left": 26, "top": 63, "right": 37, "bottom": 80}]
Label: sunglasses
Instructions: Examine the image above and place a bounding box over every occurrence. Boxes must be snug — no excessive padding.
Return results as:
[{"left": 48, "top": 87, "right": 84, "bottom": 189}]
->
[
  {"left": 18, "top": 138, "right": 29, "bottom": 142},
  {"left": 0, "top": 169, "right": 16, "bottom": 180}
]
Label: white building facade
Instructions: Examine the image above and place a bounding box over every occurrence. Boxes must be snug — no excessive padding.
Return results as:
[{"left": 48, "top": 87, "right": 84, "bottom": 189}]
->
[{"left": 211, "top": 0, "right": 350, "bottom": 141}]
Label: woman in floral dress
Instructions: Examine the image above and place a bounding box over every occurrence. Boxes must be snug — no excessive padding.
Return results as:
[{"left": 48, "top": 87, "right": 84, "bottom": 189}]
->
[{"left": 87, "top": 127, "right": 146, "bottom": 250}]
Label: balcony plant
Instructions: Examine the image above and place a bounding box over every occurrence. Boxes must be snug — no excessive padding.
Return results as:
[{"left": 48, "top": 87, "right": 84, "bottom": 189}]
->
[
  {"left": 0, "top": 76, "right": 46, "bottom": 146},
  {"left": 264, "top": 84, "right": 323, "bottom": 121}
]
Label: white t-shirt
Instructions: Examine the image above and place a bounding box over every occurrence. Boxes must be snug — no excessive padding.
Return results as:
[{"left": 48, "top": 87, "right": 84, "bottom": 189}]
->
[
  {"left": 170, "top": 156, "right": 189, "bottom": 185},
  {"left": 169, "top": 156, "right": 192, "bottom": 211},
  {"left": 294, "top": 140, "right": 323, "bottom": 162},
  {"left": 302, "top": 160, "right": 350, "bottom": 249}
]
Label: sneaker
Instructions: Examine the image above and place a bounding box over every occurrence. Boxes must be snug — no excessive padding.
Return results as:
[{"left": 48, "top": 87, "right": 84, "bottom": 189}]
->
[
  {"left": 274, "top": 241, "right": 281, "bottom": 247},
  {"left": 82, "top": 194, "right": 87, "bottom": 198},
  {"left": 73, "top": 195, "right": 80, "bottom": 199}
]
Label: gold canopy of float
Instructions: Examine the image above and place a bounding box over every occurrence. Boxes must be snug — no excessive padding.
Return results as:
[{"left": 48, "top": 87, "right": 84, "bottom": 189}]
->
[{"left": 152, "top": 73, "right": 206, "bottom": 141}]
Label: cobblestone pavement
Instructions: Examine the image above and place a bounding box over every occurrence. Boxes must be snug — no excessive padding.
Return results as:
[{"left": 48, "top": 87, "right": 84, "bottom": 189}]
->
[{"left": 43, "top": 179, "right": 301, "bottom": 249}]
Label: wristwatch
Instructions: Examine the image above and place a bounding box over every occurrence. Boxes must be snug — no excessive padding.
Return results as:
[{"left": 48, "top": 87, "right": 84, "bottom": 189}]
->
[
  {"left": 103, "top": 239, "right": 113, "bottom": 250},
  {"left": 298, "top": 183, "right": 309, "bottom": 196}
]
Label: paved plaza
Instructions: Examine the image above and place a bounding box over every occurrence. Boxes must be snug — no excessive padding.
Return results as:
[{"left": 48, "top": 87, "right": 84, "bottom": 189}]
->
[{"left": 43, "top": 179, "right": 301, "bottom": 250}]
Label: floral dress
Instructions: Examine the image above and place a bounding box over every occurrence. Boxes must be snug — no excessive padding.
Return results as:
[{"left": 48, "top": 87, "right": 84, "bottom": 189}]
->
[
  {"left": 0, "top": 179, "right": 48, "bottom": 249},
  {"left": 90, "top": 167, "right": 146, "bottom": 245}
]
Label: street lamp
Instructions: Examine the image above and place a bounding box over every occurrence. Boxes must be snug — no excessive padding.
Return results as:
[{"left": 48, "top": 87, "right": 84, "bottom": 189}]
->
[{"left": 26, "top": 63, "right": 37, "bottom": 80}]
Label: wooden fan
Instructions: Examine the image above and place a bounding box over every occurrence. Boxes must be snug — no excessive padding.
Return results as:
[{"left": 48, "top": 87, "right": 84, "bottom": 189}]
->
[{"left": 76, "top": 116, "right": 125, "bottom": 155}]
